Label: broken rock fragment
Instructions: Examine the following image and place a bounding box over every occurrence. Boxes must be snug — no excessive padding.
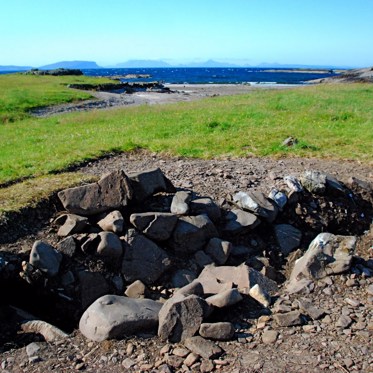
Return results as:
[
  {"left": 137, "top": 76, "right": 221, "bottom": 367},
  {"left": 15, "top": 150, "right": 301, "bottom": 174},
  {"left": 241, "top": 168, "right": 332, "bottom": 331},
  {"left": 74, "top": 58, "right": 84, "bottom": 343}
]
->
[
  {"left": 96, "top": 232, "right": 123, "bottom": 262},
  {"left": 190, "top": 197, "right": 222, "bottom": 222},
  {"left": 79, "top": 295, "right": 162, "bottom": 341},
  {"left": 223, "top": 209, "right": 260, "bottom": 234},
  {"left": 205, "top": 237, "right": 232, "bottom": 265},
  {"left": 55, "top": 214, "right": 89, "bottom": 237},
  {"left": 183, "top": 336, "right": 223, "bottom": 359},
  {"left": 274, "top": 224, "right": 302, "bottom": 256},
  {"left": 288, "top": 232, "right": 356, "bottom": 292},
  {"left": 97, "top": 210, "right": 124, "bottom": 233},
  {"left": 58, "top": 170, "right": 133, "bottom": 216},
  {"left": 158, "top": 294, "right": 207, "bottom": 343},
  {"left": 199, "top": 322, "right": 235, "bottom": 341},
  {"left": 171, "top": 191, "right": 192, "bottom": 215}
]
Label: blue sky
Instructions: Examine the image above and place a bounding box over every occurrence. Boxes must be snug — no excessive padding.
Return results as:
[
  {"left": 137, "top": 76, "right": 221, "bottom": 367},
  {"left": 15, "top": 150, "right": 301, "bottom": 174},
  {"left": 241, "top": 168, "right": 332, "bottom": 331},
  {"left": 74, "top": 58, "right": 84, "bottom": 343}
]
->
[{"left": 1, "top": 0, "right": 372, "bottom": 67}]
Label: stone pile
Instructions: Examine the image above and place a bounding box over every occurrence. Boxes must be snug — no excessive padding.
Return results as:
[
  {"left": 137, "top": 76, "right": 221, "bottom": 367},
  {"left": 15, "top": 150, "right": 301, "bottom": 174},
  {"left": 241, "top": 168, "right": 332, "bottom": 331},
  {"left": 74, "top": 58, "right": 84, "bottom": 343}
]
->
[{"left": 3, "top": 166, "right": 372, "bottom": 369}]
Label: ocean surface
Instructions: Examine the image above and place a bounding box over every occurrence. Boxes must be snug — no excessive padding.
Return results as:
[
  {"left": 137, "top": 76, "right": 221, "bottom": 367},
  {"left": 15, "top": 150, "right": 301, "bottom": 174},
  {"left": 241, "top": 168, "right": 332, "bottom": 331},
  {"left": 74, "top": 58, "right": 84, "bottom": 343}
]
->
[
  {"left": 0, "top": 67, "right": 337, "bottom": 84},
  {"left": 82, "top": 67, "right": 336, "bottom": 85}
]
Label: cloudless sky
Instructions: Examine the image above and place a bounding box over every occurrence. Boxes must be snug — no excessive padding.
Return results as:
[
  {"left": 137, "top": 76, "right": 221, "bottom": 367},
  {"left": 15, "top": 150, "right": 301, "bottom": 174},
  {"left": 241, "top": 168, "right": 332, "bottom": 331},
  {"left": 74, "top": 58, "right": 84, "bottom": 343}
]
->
[{"left": 1, "top": 0, "right": 372, "bottom": 67}]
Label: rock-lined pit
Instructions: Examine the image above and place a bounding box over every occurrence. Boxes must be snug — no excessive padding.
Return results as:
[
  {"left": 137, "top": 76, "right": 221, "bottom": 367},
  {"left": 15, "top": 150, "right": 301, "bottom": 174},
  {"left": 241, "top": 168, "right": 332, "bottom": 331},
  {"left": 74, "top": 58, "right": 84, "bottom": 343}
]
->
[{"left": 1, "top": 159, "right": 372, "bottom": 372}]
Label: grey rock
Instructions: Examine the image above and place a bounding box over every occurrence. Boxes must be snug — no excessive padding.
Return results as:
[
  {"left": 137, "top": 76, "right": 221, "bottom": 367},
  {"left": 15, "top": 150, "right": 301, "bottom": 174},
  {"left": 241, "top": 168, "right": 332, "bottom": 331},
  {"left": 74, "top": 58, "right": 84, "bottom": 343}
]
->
[
  {"left": 223, "top": 209, "right": 260, "bottom": 234},
  {"left": 97, "top": 232, "right": 123, "bottom": 262},
  {"left": 128, "top": 168, "right": 174, "bottom": 201},
  {"left": 205, "top": 288, "right": 243, "bottom": 308},
  {"left": 268, "top": 188, "right": 287, "bottom": 210},
  {"left": 171, "top": 191, "right": 191, "bottom": 215},
  {"left": 58, "top": 170, "right": 133, "bottom": 216},
  {"left": 205, "top": 238, "right": 232, "bottom": 265},
  {"left": 80, "top": 233, "right": 100, "bottom": 254},
  {"left": 55, "top": 214, "right": 89, "bottom": 237},
  {"left": 298, "top": 298, "right": 325, "bottom": 320},
  {"left": 336, "top": 315, "right": 353, "bottom": 329},
  {"left": 367, "top": 284, "right": 373, "bottom": 296},
  {"left": 169, "top": 215, "right": 218, "bottom": 254},
  {"left": 79, "top": 295, "right": 162, "bottom": 341},
  {"left": 26, "top": 342, "right": 41, "bottom": 357},
  {"left": 300, "top": 170, "right": 327, "bottom": 194},
  {"left": 198, "top": 263, "right": 278, "bottom": 295},
  {"left": 199, "top": 322, "right": 235, "bottom": 341},
  {"left": 122, "top": 230, "right": 170, "bottom": 285},
  {"left": 29, "top": 241, "right": 62, "bottom": 277},
  {"left": 171, "top": 269, "right": 196, "bottom": 288},
  {"left": 288, "top": 233, "right": 356, "bottom": 291},
  {"left": 273, "top": 311, "right": 303, "bottom": 327},
  {"left": 125, "top": 280, "right": 147, "bottom": 298},
  {"left": 249, "top": 284, "right": 271, "bottom": 307},
  {"left": 56, "top": 236, "right": 77, "bottom": 258},
  {"left": 262, "top": 330, "right": 279, "bottom": 344},
  {"left": 233, "top": 191, "right": 278, "bottom": 223},
  {"left": 183, "top": 336, "right": 223, "bottom": 359},
  {"left": 174, "top": 280, "right": 204, "bottom": 297},
  {"left": 78, "top": 271, "right": 110, "bottom": 310},
  {"left": 194, "top": 250, "right": 214, "bottom": 268},
  {"left": 97, "top": 210, "right": 124, "bottom": 233},
  {"left": 274, "top": 224, "right": 302, "bottom": 255},
  {"left": 325, "top": 174, "right": 348, "bottom": 193},
  {"left": 284, "top": 175, "right": 303, "bottom": 192},
  {"left": 158, "top": 294, "right": 207, "bottom": 342},
  {"left": 190, "top": 197, "right": 221, "bottom": 222},
  {"left": 130, "top": 212, "right": 178, "bottom": 241}
]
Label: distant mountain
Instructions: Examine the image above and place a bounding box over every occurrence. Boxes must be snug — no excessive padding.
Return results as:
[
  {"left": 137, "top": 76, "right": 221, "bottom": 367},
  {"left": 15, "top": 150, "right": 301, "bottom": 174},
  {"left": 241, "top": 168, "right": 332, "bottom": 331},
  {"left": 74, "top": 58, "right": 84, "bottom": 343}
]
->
[
  {"left": 39, "top": 61, "right": 101, "bottom": 70},
  {"left": 180, "top": 59, "right": 239, "bottom": 68},
  {"left": 115, "top": 60, "right": 171, "bottom": 68},
  {"left": 0, "top": 65, "right": 33, "bottom": 72},
  {"left": 256, "top": 62, "right": 351, "bottom": 69}
]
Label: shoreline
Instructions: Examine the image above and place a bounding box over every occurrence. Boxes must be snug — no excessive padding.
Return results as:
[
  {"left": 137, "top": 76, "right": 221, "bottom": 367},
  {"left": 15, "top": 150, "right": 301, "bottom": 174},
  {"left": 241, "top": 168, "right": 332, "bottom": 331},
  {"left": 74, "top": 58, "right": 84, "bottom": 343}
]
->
[{"left": 31, "top": 83, "right": 301, "bottom": 117}]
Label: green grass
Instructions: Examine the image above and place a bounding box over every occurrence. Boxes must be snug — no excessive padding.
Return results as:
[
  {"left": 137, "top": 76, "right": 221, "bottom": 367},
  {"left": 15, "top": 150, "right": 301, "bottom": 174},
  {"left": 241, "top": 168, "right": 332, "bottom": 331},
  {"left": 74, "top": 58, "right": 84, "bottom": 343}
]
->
[
  {"left": 0, "top": 73, "right": 115, "bottom": 123},
  {"left": 0, "top": 75, "right": 372, "bottom": 187}
]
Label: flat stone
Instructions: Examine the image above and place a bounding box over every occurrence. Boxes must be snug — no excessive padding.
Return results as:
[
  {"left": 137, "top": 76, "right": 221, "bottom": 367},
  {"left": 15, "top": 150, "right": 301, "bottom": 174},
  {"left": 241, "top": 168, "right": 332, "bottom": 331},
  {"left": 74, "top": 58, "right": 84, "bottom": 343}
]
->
[
  {"left": 79, "top": 295, "right": 162, "bottom": 341},
  {"left": 58, "top": 170, "right": 133, "bottom": 216},
  {"left": 199, "top": 322, "right": 235, "bottom": 341},
  {"left": 205, "top": 288, "right": 243, "bottom": 308},
  {"left": 183, "top": 336, "right": 223, "bottom": 359},
  {"left": 262, "top": 330, "right": 279, "bottom": 344},
  {"left": 223, "top": 209, "right": 260, "bottom": 234},
  {"left": 273, "top": 311, "right": 303, "bottom": 327},
  {"left": 274, "top": 224, "right": 302, "bottom": 256},
  {"left": 158, "top": 294, "right": 207, "bottom": 343},
  {"left": 128, "top": 168, "right": 174, "bottom": 201},
  {"left": 205, "top": 238, "right": 232, "bottom": 265},
  {"left": 26, "top": 342, "right": 42, "bottom": 357},
  {"left": 336, "top": 315, "right": 352, "bottom": 329},
  {"left": 198, "top": 263, "right": 278, "bottom": 295},
  {"left": 56, "top": 236, "right": 77, "bottom": 258},
  {"left": 174, "top": 280, "right": 204, "bottom": 297},
  {"left": 169, "top": 215, "right": 218, "bottom": 254},
  {"left": 122, "top": 230, "right": 170, "bottom": 285},
  {"left": 29, "top": 241, "right": 62, "bottom": 277},
  {"left": 130, "top": 212, "right": 178, "bottom": 241},
  {"left": 298, "top": 299, "right": 325, "bottom": 320},
  {"left": 171, "top": 191, "right": 191, "bottom": 215},
  {"left": 184, "top": 352, "right": 200, "bottom": 367},
  {"left": 97, "top": 210, "right": 124, "bottom": 233}
]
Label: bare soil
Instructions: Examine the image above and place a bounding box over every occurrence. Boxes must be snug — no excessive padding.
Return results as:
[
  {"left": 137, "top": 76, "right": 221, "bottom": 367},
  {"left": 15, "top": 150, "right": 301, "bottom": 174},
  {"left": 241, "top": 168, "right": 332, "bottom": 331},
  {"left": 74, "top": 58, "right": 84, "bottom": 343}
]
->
[{"left": 1, "top": 150, "right": 373, "bottom": 372}]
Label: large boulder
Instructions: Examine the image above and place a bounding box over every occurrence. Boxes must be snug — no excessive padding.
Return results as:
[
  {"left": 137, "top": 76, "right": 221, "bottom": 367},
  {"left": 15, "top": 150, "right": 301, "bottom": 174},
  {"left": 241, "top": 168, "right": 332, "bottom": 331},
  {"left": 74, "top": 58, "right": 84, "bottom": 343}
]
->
[
  {"left": 158, "top": 294, "right": 207, "bottom": 342},
  {"left": 79, "top": 295, "right": 162, "bottom": 341},
  {"left": 287, "top": 233, "right": 356, "bottom": 292},
  {"left": 169, "top": 215, "right": 218, "bottom": 254},
  {"left": 58, "top": 170, "right": 133, "bottom": 216},
  {"left": 128, "top": 168, "right": 175, "bottom": 201},
  {"left": 122, "top": 230, "right": 170, "bottom": 285}
]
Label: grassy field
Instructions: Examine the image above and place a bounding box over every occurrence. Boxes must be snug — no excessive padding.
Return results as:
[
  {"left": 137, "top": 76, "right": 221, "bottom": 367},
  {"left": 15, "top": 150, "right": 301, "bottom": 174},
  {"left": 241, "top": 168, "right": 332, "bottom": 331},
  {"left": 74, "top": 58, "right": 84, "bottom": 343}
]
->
[
  {"left": 0, "top": 74, "right": 372, "bottom": 189},
  {"left": 0, "top": 73, "right": 115, "bottom": 123}
]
